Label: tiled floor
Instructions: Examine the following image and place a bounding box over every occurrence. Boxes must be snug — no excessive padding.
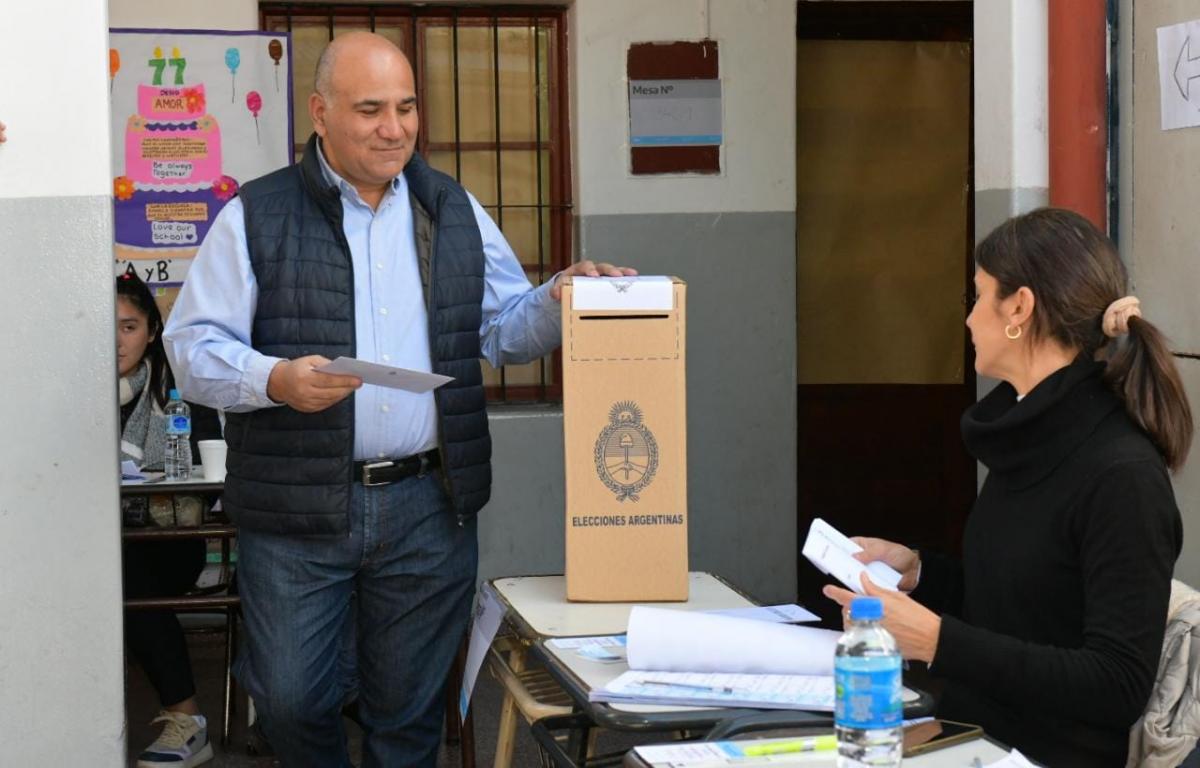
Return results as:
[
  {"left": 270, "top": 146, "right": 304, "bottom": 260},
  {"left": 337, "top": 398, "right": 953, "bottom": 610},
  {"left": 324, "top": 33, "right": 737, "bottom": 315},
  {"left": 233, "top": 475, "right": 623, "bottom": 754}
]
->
[{"left": 124, "top": 626, "right": 648, "bottom": 767}]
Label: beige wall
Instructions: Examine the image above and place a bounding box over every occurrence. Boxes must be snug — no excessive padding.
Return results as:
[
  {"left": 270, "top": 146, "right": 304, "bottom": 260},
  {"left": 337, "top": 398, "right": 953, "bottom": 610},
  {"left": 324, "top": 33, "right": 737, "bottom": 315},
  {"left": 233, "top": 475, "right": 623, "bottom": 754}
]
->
[{"left": 1127, "top": 0, "right": 1200, "bottom": 587}]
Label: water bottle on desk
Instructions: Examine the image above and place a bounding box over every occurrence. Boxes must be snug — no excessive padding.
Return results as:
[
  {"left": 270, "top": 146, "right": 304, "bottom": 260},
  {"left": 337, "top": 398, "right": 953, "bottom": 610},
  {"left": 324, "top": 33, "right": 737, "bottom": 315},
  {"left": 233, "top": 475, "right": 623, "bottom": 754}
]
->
[
  {"left": 164, "top": 389, "right": 192, "bottom": 481},
  {"left": 835, "top": 596, "right": 902, "bottom": 767}
]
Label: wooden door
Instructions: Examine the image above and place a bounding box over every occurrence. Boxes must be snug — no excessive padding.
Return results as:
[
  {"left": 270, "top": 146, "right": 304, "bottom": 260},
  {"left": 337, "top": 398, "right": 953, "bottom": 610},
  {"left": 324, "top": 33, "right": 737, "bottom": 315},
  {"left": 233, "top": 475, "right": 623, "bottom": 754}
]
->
[{"left": 795, "top": 2, "right": 975, "bottom": 625}]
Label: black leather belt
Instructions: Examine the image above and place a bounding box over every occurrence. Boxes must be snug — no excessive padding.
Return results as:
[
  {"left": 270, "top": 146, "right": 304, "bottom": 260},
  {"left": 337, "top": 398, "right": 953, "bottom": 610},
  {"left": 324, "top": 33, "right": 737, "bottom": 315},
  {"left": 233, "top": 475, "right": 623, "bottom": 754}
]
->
[{"left": 352, "top": 450, "right": 440, "bottom": 487}]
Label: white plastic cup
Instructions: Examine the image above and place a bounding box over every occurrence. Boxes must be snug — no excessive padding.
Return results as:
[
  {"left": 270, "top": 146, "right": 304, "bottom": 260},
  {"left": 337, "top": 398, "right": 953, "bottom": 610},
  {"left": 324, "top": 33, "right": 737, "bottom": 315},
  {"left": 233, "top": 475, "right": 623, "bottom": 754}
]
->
[{"left": 198, "top": 439, "right": 228, "bottom": 482}]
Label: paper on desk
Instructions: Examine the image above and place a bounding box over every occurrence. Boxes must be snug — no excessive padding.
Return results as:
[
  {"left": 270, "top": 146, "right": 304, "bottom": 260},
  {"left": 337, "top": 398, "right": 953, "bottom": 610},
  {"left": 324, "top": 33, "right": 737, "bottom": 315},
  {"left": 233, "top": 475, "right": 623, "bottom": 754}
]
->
[
  {"left": 707, "top": 604, "right": 820, "bottom": 624},
  {"left": 314, "top": 357, "right": 453, "bottom": 393},
  {"left": 121, "top": 460, "right": 145, "bottom": 481},
  {"left": 458, "top": 582, "right": 505, "bottom": 721},
  {"left": 802, "top": 518, "right": 902, "bottom": 594},
  {"left": 548, "top": 635, "right": 627, "bottom": 663},
  {"left": 626, "top": 606, "right": 839, "bottom": 676},
  {"left": 985, "top": 751, "right": 1038, "bottom": 768},
  {"left": 635, "top": 737, "right": 833, "bottom": 767},
  {"left": 592, "top": 669, "right": 835, "bottom": 711}
]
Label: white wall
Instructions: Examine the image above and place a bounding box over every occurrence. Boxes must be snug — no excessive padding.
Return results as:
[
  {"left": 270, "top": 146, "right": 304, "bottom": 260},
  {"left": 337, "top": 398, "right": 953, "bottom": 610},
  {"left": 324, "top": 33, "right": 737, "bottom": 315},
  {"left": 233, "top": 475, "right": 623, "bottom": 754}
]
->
[
  {"left": 0, "top": 2, "right": 125, "bottom": 764},
  {"left": 974, "top": 0, "right": 1048, "bottom": 196},
  {"left": 570, "top": 0, "right": 796, "bottom": 216},
  {"left": 108, "top": 0, "right": 258, "bottom": 29},
  {"left": 0, "top": 5, "right": 114, "bottom": 199}
]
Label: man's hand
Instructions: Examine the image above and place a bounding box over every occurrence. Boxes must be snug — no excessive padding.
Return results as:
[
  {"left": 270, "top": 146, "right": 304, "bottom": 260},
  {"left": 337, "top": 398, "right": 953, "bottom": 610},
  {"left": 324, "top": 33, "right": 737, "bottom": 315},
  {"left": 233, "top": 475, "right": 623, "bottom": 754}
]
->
[
  {"left": 549, "top": 260, "right": 638, "bottom": 301},
  {"left": 0, "top": 121, "right": 7, "bottom": 144},
  {"left": 267, "top": 355, "right": 362, "bottom": 413}
]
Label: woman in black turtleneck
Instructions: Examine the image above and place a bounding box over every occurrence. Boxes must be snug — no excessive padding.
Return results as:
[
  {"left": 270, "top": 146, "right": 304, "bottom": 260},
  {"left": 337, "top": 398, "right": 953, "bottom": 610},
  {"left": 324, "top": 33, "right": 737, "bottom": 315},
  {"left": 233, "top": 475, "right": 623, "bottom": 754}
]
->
[{"left": 824, "top": 208, "right": 1192, "bottom": 767}]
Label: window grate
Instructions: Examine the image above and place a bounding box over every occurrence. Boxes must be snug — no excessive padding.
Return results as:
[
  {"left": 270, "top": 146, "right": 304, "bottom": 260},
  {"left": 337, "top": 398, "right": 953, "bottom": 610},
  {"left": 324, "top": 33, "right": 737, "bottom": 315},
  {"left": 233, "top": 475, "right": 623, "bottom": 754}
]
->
[{"left": 260, "top": 3, "right": 571, "bottom": 402}]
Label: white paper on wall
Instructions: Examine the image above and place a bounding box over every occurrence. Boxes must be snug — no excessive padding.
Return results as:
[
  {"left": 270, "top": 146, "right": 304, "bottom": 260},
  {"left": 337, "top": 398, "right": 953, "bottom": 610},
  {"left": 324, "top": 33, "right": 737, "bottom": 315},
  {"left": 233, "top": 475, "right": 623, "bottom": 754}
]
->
[{"left": 1157, "top": 19, "right": 1200, "bottom": 131}]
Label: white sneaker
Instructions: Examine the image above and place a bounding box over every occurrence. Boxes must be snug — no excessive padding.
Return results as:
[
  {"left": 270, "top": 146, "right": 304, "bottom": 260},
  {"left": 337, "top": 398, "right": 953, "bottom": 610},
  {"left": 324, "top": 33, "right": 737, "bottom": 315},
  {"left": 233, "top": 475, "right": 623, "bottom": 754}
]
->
[{"left": 135, "top": 710, "right": 214, "bottom": 767}]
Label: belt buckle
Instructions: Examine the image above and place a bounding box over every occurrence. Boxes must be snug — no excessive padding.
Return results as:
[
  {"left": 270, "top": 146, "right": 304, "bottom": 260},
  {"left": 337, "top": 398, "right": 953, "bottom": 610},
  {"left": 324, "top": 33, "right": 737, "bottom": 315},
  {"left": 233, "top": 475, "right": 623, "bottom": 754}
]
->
[{"left": 362, "top": 460, "right": 394, "bottom": 487}]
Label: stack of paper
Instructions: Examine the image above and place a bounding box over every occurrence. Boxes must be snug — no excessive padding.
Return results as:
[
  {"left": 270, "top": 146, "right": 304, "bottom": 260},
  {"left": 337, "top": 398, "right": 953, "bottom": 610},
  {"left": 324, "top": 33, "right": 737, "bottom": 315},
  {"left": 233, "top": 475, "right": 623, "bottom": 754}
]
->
[{"left": 588, "top": 607, "right": 841, "bottom": 710}]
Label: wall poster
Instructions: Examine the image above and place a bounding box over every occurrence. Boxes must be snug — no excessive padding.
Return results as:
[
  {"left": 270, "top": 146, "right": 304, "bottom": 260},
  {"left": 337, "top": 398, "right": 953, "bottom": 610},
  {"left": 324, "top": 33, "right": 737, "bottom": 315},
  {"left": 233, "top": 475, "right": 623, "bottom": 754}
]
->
[{"left": 109, "top": 29, "right": 293, "bottom": 315}]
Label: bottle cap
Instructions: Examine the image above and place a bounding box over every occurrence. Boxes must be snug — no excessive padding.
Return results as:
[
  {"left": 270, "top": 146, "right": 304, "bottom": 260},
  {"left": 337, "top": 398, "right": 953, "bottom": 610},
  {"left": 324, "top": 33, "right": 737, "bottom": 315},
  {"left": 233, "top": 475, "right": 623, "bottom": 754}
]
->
[
  {"left": 169, "top": 389, "right": 180, "bottom": 400},
  {"left": 849, "top": 596, "right": 883, "bottom": 621}
]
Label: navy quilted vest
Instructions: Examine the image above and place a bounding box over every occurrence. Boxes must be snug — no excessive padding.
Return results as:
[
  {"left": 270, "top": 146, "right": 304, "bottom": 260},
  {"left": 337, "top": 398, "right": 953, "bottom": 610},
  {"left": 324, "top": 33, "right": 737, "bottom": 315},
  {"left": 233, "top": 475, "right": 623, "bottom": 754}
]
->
[{"left": 223, "top": 134, "right": 492, "bottom": 535}]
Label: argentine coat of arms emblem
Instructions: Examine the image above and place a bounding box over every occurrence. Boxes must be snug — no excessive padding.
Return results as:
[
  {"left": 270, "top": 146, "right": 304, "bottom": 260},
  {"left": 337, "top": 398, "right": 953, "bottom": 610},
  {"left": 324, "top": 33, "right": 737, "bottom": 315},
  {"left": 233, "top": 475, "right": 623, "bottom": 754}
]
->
[{"left": 594, "top": 401, "right": 659, "bottom": 502}]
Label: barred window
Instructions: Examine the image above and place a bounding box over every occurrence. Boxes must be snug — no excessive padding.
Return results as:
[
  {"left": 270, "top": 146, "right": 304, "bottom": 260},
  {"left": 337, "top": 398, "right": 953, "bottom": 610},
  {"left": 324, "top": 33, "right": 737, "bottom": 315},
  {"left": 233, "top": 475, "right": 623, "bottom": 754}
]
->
[{"left": 261, "top": 4, "right": 571, "bottom": 402}]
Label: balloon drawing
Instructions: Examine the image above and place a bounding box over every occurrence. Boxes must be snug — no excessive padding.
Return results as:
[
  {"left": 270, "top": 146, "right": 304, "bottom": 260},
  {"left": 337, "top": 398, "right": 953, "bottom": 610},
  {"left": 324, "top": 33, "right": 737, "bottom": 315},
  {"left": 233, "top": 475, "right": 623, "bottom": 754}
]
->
[
  {"left": 225, "top": 47, "right": 241, "bottom": 102},
  {"left": 246, "top": 90, "right": 263, "bottom": 144},
  {"left": 109, "top": 48, "right": 120, "bottom": 93},
  {"left": 268, "top": 39, "right": 283, "bottom": 92}
]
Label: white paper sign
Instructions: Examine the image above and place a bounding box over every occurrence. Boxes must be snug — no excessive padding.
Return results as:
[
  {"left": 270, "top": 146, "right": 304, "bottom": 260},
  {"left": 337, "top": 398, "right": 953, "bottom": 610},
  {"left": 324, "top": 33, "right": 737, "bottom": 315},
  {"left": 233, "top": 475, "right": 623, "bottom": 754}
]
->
[
  {"left": 458, "top": 582, "right": 506, "bottom": 721},
  {"left": 1157, "top": 19, "right": 1200, "bottom": 130}
]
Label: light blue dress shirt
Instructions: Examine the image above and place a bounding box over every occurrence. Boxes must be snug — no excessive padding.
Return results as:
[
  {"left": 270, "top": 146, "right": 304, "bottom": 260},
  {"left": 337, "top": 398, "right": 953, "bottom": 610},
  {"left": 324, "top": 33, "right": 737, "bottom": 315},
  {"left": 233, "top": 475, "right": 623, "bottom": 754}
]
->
[{"left": 164, "top": 147, "right": 562, "bottom": 461}]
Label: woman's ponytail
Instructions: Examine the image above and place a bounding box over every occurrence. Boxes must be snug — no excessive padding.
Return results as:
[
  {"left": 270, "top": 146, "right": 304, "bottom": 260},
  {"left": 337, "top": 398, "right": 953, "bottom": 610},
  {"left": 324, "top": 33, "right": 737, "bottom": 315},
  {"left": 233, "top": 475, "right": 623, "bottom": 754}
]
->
[{"left": 1104, "top": 316, "right": 1193, "bottom": 471}]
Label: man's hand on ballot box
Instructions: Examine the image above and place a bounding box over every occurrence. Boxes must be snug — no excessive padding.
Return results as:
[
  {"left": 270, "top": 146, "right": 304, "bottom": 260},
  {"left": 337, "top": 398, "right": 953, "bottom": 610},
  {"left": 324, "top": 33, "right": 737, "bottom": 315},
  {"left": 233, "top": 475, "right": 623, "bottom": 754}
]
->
[{"left": 550, "top": 260, "right": 639, "bottom": 301}]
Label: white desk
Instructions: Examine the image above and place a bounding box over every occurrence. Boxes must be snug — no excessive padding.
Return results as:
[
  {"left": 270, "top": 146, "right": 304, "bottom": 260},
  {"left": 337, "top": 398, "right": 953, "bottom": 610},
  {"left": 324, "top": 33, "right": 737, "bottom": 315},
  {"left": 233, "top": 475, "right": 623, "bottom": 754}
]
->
[
  {"left": 486, "top": 572, "right": 756, "bottom": 768},
  {"left": 491, "top": 572, "right": 756, "bottom": 637}
]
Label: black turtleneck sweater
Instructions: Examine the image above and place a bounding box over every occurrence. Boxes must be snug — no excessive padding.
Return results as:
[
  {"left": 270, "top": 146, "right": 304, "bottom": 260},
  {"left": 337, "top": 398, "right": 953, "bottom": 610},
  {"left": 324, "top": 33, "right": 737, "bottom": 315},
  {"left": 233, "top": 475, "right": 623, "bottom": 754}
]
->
[{"left": 913, "top": 359, "right": 1182, "bottom": 767}]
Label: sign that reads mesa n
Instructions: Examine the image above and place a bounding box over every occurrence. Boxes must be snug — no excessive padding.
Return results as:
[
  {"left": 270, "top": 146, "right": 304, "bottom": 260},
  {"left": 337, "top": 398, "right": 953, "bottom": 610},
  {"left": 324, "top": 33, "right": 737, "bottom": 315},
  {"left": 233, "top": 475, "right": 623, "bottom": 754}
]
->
[
  {"left": 629, "top": 79, "right": 722, "bottom": 147},
  {"left": 562, "top": 276, "right": 688, "bottom": 602}
]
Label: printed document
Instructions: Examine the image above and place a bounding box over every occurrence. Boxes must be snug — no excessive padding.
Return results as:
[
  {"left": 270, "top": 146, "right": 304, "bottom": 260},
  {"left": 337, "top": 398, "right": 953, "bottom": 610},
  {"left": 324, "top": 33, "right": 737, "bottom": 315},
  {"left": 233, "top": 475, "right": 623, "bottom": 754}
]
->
[
  {"left": 591, "top": 670, "right": 834, "bottom": 711},
  {"left": 802, "top": 518, "right": 902, "bottom": 594},
  {"left": 634, "top": 737, "right": 834, "bottom": 767}
]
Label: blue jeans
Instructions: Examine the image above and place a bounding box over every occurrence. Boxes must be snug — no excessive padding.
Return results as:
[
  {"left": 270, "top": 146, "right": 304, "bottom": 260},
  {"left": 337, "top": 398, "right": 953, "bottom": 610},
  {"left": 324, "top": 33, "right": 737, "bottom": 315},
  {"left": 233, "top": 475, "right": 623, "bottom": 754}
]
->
[{"left": 234, "top": 473, "right": 478, "bottom": 767}]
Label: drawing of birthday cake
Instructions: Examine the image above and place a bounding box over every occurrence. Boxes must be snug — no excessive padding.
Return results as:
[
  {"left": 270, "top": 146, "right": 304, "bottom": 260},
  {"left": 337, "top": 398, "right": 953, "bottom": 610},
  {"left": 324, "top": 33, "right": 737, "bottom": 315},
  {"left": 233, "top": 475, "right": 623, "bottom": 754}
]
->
[{"left": 113, "top": 47, "right": 238, "bottom": 253}]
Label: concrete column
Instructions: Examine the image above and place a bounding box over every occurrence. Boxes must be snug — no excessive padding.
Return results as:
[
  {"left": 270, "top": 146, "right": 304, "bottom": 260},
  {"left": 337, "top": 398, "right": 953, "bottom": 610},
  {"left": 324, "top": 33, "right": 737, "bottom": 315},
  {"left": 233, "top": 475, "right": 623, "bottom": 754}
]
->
[{"left": 0, "top": 3, "right": 126, "bottom": 763}]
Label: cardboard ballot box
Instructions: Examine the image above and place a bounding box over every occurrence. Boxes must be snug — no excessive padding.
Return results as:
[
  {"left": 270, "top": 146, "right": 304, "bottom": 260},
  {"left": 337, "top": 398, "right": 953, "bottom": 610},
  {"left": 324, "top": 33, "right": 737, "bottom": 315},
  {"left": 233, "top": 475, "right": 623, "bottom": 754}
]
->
[{"left": 561, "top": 276, "right": 688, "bottom": 602}]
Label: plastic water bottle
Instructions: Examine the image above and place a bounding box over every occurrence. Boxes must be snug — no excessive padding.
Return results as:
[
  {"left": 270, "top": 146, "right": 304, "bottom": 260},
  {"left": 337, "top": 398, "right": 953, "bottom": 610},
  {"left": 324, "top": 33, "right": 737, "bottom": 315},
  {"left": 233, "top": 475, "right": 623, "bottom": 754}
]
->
[
  {"left": 164, "top": 389, "right": 192, "bottom": 480},
  {"left": 835, "top": 596, "right": 903, "bottom": 767}
]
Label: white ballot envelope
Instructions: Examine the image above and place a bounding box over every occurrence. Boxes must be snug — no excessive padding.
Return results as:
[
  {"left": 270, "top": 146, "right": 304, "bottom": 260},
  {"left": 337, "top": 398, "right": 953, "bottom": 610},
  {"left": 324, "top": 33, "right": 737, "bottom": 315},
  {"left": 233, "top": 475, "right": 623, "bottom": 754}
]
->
[
  {"left": 802, "top": 517, "right": 902, "bottom": 594},
  {"left": 314, "top": 357, "right": 453, "bottom": 393}
]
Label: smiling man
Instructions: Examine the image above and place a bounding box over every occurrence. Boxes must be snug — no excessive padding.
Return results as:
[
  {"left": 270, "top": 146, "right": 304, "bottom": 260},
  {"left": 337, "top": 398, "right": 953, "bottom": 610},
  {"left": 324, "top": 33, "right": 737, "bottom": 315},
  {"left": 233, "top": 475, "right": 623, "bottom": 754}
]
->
[{"left": 164, "top": 31, "right": 633, "bottom": 767}]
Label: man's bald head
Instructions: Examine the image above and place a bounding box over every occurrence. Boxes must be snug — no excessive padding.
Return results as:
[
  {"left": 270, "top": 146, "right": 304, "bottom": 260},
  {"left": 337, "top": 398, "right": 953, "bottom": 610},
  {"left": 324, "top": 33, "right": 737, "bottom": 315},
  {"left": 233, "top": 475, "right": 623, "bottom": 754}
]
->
[
  {"left": 313, "top": 31, "right": 412, "bottom": 102},
  {"left": 307, "top": 30, "right": 420, "bottom": 208}
]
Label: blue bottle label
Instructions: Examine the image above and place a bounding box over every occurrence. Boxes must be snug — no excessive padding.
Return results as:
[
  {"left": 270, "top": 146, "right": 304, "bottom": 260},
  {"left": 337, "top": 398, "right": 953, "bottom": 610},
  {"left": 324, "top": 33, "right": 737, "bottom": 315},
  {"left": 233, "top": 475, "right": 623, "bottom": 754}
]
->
[
  {"left": 166, "top": 414, "right": 191, "bottom": 436},
  {"left": 834, "top": 655, "right": 902, "bottom": 730}
]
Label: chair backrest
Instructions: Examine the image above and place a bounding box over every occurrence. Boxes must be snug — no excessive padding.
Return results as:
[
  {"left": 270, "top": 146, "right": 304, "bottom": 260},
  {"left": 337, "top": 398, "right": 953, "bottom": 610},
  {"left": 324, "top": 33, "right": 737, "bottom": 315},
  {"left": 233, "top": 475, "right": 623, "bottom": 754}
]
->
[{"left": 1127, "top": 579, "right": 1200, "bottom": 768}]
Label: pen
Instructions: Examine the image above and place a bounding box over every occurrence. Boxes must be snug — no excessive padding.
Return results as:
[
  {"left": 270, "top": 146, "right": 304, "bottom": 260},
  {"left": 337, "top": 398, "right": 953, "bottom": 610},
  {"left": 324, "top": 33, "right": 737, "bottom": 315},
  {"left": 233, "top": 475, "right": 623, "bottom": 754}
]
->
[
  {"left": 635, "top": 679, "right": 736, "bottom": 694},
  {"left": 741, "top": 735, "right": 838, "bottom": 756}
]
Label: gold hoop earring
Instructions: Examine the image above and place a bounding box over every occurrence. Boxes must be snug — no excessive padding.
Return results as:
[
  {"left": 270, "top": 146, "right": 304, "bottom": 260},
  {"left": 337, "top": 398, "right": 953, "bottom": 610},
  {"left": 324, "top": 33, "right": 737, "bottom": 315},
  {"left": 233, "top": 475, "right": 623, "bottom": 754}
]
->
[{"left": 1005, "top": 324, "right": 1022, "bottom": 340}]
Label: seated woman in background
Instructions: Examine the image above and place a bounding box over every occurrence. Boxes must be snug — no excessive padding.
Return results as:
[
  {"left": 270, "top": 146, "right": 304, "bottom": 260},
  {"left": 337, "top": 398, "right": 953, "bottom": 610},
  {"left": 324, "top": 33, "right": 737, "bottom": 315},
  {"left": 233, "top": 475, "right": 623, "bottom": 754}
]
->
[
  {"left": 118, "top": 272, "right": 220, "bottom": 768},
  {"left": 824, "top": 208, "right": 1191, "bottom": 767}
]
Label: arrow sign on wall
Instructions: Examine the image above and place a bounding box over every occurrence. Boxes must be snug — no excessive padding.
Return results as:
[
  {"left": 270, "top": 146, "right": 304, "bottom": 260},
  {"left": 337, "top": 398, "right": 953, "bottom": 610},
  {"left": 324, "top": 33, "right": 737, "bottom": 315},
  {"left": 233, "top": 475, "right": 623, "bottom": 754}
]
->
[
  {"left": 1174, "top": 35, "right": 1200, "bottom": 101},
  {"left": 1158, "top": 20, "right": 1200, "bottom": 130}
]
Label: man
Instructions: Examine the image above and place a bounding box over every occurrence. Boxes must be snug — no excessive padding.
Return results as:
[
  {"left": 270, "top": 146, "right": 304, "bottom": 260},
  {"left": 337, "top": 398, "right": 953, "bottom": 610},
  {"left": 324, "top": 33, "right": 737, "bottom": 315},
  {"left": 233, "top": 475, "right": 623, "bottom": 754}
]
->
[{"left": 164, "top": 31, "right": 632, "bottom": 767}]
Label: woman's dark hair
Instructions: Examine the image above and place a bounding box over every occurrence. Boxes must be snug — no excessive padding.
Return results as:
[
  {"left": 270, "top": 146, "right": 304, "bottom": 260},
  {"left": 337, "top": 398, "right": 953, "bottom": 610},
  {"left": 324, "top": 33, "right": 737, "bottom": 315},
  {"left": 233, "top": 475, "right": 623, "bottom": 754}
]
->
[
  {"left": 974, "top": 205, "right": 1190, "bottom": 468},
  {"left": 116, "top": 271, "right": 170, "bottom": 409},
  {"left": 975, "top": 207, "right": 1193, "bottom": 470}
]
